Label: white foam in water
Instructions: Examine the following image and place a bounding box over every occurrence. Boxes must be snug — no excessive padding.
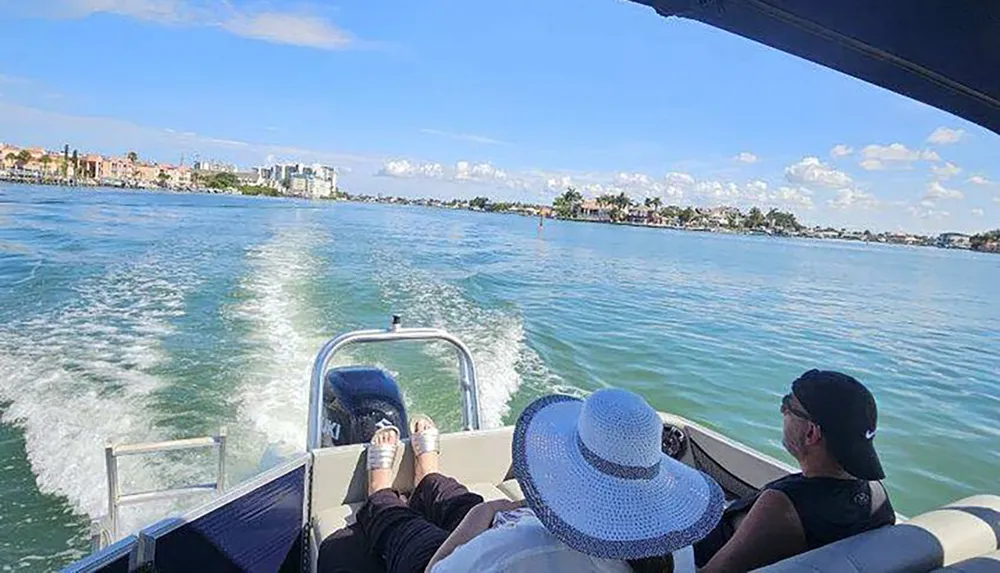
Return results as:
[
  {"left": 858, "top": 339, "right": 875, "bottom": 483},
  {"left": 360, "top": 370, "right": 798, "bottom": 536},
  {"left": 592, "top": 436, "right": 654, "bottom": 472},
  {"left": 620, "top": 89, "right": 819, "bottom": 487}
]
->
[
  {"left": 230, "top": 227, "right": 325, "bottom": 460},
  {"left": 371, "top": 250, "right": 563, "bottom": 428},
  {"left": 0, "top": 254, "right": 202, "bottom": 536}
]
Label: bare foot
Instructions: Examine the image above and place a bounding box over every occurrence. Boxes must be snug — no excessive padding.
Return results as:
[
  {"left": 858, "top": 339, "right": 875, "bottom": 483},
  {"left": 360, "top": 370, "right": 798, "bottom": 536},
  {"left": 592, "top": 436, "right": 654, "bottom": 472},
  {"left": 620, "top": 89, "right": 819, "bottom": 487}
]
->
[
  {"left": 368, "top": 428, "right": 398, "bottom": 496},
  {"left": 413, "top": 417, "right": 440, "bottom": 487}
]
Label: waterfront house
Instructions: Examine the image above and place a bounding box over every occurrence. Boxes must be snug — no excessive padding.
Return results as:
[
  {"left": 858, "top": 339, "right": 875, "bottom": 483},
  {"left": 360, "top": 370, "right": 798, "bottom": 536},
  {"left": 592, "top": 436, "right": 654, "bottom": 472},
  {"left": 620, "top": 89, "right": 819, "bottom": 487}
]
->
[
  {"left": 162, "top": 165, "right": 193, "bottom": 189},
  {"left": 627, "top": 206, "right": 654, "bottom": 225},
  {"left": 579, "top": 200, "right": 612, "bottom": 221},
  {"left": 937, "top": 232, "right": 972, "bottom": 249}
]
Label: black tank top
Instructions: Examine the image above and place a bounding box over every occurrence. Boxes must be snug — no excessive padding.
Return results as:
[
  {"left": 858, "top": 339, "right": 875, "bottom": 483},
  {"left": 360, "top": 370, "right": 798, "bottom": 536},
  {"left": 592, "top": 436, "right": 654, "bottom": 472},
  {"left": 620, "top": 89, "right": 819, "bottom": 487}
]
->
[{"left": 765, "top": 473, "right": 896, "bottom": 549}]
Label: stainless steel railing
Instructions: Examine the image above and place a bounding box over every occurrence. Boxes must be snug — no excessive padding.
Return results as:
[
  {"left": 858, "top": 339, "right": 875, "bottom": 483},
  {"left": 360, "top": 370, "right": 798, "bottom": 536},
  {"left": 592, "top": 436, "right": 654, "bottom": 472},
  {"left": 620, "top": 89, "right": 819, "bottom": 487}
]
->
[
  {"left": 95, "top": 428, "right": 228, "bottom": 546},
  {"left": 307, "top": 316, "right": 482, "bottom": 451}
]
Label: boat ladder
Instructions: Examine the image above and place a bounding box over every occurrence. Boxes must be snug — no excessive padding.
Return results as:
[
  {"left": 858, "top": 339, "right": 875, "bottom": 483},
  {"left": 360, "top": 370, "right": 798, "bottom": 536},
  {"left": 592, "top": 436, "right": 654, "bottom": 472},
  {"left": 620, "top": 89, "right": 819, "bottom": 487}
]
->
[{"left": 91, "top": 428, "right": 228, "bottom": 550}]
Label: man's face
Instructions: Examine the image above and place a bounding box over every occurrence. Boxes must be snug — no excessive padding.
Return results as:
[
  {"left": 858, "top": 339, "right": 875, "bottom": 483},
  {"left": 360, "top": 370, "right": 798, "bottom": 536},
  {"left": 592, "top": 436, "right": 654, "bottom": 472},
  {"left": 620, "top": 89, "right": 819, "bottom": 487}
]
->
[{"left": 781, "top": 392, "right": 812, "bottom": 460}]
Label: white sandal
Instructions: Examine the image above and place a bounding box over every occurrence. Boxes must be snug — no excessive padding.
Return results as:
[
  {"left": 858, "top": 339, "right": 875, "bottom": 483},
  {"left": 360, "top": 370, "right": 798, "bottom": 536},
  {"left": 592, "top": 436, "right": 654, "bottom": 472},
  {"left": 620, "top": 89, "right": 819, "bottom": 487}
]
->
[
  {"left": 367, "top": 425, "right": 400, "bottom": 470},
  {"left": 410, "top": 415, "right": 440, "bottom": 457}
]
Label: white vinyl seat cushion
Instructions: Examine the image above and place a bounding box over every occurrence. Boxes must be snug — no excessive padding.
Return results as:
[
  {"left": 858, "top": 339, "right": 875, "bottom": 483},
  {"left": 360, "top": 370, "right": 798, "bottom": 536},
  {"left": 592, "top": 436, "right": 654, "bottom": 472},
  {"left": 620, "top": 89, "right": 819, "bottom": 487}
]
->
[
  {"left": 313, "top": 480, "right": 525, "bottom": 546},
  {"left": 756, "top": 495, "right": 1000, "bottom": 572}
]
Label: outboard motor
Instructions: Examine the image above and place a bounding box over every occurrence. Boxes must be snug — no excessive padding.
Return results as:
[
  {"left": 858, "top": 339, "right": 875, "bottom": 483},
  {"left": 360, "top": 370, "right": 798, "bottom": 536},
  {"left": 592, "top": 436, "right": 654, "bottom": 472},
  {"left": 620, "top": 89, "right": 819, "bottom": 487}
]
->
[{"left": 322, "top": 366, "right": 409, "bottom": 447}]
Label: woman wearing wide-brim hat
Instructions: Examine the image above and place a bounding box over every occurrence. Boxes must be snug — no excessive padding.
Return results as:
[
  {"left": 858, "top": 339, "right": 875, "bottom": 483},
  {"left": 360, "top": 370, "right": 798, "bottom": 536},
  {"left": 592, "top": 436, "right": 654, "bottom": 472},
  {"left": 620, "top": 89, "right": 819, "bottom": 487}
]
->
[{"left": 427, "top": 388, "right": 725, "bottom": 572}]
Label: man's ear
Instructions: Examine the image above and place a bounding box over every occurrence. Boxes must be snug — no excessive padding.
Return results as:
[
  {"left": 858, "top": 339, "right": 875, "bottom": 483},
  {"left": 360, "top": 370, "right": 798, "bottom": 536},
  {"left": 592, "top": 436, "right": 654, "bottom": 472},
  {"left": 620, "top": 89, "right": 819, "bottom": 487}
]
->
[{"left": 805, "top": 422, "right": 823, "bottom": 446}]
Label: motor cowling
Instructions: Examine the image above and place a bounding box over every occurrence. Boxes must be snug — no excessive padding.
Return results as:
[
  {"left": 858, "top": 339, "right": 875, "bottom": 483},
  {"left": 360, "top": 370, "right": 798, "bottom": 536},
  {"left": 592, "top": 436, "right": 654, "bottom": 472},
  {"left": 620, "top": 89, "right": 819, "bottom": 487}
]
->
[{"left": 322, "top": 366, "right": 409, "bottom": 447}]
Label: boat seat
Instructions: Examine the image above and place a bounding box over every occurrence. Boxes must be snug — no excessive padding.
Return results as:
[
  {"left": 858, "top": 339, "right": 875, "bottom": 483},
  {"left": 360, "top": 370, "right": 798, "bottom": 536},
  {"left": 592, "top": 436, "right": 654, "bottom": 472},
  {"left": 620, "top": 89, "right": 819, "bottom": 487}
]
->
[
  {"left": 930, "top": 551, "right": 1000, "bottom": 572},
  {"left": 312, "top": 479, "right": 525, "bottom": 545},
  {"left": 757, "top": 495, "right": 1000, "bottom": 572}
]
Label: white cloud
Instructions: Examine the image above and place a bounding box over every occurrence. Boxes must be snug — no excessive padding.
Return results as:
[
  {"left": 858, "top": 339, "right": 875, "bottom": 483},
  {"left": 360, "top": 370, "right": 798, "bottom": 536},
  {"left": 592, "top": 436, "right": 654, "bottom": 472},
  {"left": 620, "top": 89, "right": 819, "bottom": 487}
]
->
[
  {"left": 927, "top": 127, "right": 966, "bottom": 145},
  {"left": 44, "top": 0, "right": 187, "bottom": 21},
  {"left": 22, "top": 0, "right": 356, "bottom": 50},
  {"left": 971, "top": 208, "right": 985, "bottom": 217},
  {"left": 664, "top": 172, "right": 695, "bottom": 187},
  {"left": 546, "top": 175, "right": 575, "bottom": 193},
  {"left": 376, "top": 159, "right": 443, "bottom": 179},
  {"left": 222, "top": 12, "right": 353, "bottom": 50},
  {"left": 784, "top": 157, "right": 853, "bottom": 189},
  {"left": 420, "top": 129, "right": 507, "bottom": 146},
  {"left": 830, "top": 144, "right": 853, "bottom": 158},
  {"left": 734, "top": 152, "right": 758, "bottom": 164},
  {"left": 859, "top": 158, "right": 884, "bottom": 171},
  {"left": 907, "top": 204, "right": 950, "bottom": 220},
  {"left": 0, "top": 100, "right": 375, "bottom": 168},
  {"left": 930, "top": 162, "right": 962, "bottom": 180},
  {"left": 616, "top": 172, "right": 654, "bottom": 186},
  {"left": 772, "top": 186, "right": 814, "bottom": 209},
  {"left": 696, "top": 180, "right": 741, "bottom": 199},
  {"left": 923, "top": 181, "right": 964, "bottom": 201},
  {"left": 455, "top": 161, "right": 506, "bottom": 182},
  {"left": 859, "top": 143, "right": 939, "bottom": 170},
  {"left": 994, "top": 196, "right": 1000, "bottom": 204},
  {"left": 828, "top": 189, "right": 879, "bottom": 210},
  {"left": 968, "top": 175, "right": 993, "bottom": 186}
]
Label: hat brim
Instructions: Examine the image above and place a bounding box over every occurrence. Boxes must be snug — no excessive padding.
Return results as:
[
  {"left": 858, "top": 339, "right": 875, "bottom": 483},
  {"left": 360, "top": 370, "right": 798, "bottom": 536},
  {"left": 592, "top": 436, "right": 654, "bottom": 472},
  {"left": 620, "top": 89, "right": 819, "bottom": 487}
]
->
[{"left": 512, "top": 394, "right": 725, "bottom": 560}]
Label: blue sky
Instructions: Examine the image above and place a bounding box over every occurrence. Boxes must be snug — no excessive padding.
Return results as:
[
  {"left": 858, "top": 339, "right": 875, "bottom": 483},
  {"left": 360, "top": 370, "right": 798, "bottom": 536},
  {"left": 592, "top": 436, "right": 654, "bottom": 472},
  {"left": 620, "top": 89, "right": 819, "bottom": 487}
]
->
[{"left": 0, "top": 0, "right": 998, "bottom": 233}]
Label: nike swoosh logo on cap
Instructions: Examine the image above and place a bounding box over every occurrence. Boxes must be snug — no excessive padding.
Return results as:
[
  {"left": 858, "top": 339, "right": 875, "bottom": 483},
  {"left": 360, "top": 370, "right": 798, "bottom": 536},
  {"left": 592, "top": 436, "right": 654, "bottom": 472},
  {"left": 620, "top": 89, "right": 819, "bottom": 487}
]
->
[{"left": 865, "top": 429, "right": 876, "bottom": 439}]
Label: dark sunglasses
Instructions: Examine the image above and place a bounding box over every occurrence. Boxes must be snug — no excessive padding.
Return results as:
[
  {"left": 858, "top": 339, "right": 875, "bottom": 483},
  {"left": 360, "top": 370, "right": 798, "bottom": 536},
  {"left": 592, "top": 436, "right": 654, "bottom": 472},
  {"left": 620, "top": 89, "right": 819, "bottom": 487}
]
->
[{"left": 781, "top": 393, "right": 812, "bottom": 421}]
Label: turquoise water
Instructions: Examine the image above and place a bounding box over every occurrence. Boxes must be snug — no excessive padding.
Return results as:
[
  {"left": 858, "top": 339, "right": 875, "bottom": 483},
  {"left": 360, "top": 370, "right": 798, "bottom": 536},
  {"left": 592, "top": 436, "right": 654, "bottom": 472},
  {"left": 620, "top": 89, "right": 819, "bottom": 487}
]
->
[{"left": 0, "top": 184, "right": 997, "bottom": 569}]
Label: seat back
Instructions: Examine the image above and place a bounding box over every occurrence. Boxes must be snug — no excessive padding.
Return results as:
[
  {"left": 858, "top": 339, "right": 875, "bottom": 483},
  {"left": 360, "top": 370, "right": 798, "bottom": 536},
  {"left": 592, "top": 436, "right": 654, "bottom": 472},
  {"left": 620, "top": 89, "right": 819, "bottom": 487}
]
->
[
  {"left": 309, "top": 426, "right": 516, "bottom": 516},
  {"left": 757, "top": 495, "right": 1000, "bottom": 572}
]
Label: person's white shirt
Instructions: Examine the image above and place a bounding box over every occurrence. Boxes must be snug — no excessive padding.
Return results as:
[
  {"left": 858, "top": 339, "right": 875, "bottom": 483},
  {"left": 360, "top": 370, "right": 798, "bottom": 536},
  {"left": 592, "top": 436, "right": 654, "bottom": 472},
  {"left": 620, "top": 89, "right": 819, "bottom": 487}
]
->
[{"left": 430, "top": 513, "right": 696, "bottom": 573}]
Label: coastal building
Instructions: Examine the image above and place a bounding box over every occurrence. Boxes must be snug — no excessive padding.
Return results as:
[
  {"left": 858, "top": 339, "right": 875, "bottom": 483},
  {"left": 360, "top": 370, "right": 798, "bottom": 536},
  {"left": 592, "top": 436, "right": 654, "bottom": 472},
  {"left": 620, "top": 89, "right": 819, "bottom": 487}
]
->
[
  {"left": 192, "top": 159, "right": 236, "bottom": 173},
  {"left": 236, "top": 171, "right": 262, "bottom": 186},
  {"left": 255, "top": 161, "right": 338, "bottom": 198},
  {"left": 627, "top": 206, "right": 655, "bottom": 224},
  {"left": 163, "top": 165, "right": 194, "bottom": 189},
  {"left": 288, "top": 171, "right": 336, "bottom": 198},
  {"left": 579, "top": 200, "right": 612, "bottom": 221},
  {"left": 96, "top": 156, "right": 133, "bottom": 183},
  {"left": 937, "top": 233, "right": 971, "bottom": 249}
]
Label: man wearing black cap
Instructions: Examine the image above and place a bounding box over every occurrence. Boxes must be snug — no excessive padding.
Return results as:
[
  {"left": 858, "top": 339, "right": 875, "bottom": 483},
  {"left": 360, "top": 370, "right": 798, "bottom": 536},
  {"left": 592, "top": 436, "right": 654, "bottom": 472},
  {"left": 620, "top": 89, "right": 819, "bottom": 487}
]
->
[{"left": 697, "top": 370, "right": 895, "bottom": 572}]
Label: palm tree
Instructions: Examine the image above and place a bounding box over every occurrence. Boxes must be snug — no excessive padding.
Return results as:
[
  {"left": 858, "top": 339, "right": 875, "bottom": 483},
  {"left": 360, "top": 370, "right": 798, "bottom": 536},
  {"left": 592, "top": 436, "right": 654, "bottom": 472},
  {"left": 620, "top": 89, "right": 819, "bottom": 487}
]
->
[
  {"left": 552, "top": 187, "right": 583, "bottom": 218},
  {"left": 40, "top": 155, "right": 52, "bottom": 174},
  {"left": 644, "top": 197, "right": 662, "bottom": 210},
  {"left": 126, "top": 151, "right": 139, "bottom": 184},
  {"left": 745, "top": 206, "right": 766, "bottom": 229},
  {"left": 611, "top": 192, "right": 633, "bottom": 222},
  {"left": 16, "top": 149, "right": 32, "bottom": 168}
]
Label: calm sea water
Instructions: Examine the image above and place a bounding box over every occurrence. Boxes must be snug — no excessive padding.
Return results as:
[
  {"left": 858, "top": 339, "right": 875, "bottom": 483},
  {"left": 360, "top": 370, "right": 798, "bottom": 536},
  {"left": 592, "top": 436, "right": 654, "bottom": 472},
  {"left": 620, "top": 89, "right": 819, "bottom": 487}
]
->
[{"left": 0, "top": 184, "right": 997, "bottom": 569}]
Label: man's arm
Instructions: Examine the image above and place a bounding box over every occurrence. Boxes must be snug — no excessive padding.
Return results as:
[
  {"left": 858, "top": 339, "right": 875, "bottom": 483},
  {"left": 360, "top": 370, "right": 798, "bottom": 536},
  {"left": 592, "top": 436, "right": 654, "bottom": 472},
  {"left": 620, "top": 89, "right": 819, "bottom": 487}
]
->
[{"left": 701, "top": 489, "right": 807, "bottom": 573}]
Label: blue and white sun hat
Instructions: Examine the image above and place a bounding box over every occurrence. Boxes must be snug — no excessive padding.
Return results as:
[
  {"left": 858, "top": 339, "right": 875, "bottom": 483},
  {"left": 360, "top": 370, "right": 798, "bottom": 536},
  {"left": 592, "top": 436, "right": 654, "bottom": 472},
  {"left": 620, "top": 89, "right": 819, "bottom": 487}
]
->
[{"left": 512, "top": 388, "right": 725, "bottom": 560}]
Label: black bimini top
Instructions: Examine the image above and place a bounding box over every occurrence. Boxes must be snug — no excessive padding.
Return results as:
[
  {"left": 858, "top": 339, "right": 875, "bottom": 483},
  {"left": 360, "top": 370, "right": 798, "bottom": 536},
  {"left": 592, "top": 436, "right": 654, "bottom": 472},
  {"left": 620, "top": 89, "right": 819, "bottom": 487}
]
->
[{"left": 629, "top": 0, "right": 1000, "bottom": 135}]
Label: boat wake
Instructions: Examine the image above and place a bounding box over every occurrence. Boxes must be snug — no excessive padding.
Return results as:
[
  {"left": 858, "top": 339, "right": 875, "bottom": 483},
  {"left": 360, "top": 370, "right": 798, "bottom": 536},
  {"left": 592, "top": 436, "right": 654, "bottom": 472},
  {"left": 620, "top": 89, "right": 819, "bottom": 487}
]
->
[
  {"left": 227, "top": 226, "right": 327, "bottom": 470},
  {"left": 0, "top": 250, "right": 203, "bottom": 535},
  {"left": 370, "top": 250, "right": 565, "bottom": 428}
]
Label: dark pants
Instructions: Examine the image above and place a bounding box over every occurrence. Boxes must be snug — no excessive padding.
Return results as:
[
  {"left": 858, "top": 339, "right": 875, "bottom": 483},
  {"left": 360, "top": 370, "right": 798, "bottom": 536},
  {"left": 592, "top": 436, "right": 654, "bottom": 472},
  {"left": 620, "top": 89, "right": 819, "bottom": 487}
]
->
[{"left": 318, "top": 473, "right": 484, "bottom": 573}]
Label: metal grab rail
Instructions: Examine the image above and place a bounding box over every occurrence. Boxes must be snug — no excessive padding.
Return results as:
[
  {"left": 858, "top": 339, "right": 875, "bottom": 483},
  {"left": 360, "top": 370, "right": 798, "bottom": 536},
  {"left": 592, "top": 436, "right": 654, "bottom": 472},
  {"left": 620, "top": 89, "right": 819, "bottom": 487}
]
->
[
  {"left": 308, "top": 317, "right": 482, "bottom": 451},
  {"left": 100, "top": 428, "right": 227, "bottom": 544}
]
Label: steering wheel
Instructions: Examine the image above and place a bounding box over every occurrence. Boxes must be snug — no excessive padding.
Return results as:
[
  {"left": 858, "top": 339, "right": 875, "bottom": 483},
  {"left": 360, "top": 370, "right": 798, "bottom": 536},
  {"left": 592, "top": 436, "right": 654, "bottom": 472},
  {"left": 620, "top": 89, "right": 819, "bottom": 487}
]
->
[{"left": 661, "top": 423, "right": 688, "bottom": 459}]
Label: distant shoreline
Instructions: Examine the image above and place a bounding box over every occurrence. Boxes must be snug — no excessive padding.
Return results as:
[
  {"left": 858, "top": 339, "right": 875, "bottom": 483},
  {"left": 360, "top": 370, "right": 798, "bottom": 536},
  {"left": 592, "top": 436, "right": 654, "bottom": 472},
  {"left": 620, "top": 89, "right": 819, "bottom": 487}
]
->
[{"left": 2, "top": 178, "right": 996, "bottom": 255}]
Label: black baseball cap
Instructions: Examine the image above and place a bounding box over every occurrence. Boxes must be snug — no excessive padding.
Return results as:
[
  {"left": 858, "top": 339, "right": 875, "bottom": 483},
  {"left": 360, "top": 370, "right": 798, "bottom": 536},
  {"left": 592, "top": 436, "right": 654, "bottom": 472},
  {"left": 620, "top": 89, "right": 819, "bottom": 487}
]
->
[{"left": 792, "top": 369, "right": 885, "bottom": 481}]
